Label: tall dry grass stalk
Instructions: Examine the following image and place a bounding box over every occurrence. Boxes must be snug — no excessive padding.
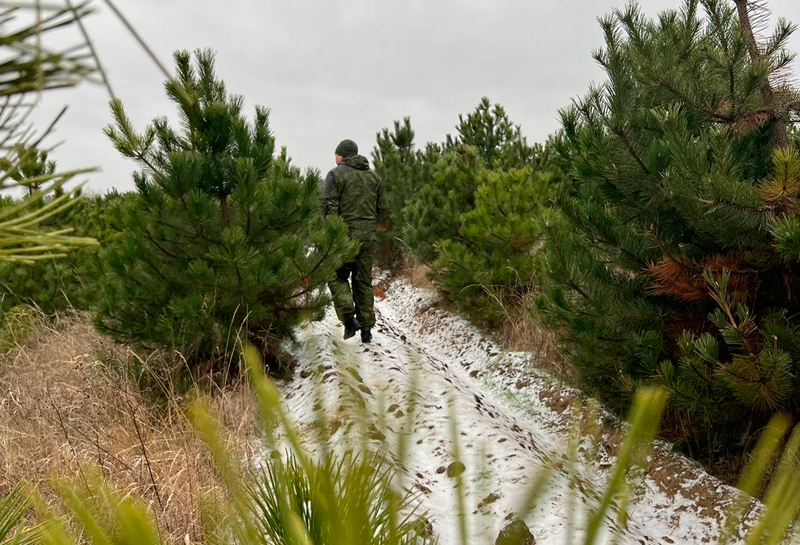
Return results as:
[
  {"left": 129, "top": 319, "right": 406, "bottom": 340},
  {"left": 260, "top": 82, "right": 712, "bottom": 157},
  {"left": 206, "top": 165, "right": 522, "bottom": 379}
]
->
[{"left": 0, "top": 312, "right": 260, "bottom": 543}]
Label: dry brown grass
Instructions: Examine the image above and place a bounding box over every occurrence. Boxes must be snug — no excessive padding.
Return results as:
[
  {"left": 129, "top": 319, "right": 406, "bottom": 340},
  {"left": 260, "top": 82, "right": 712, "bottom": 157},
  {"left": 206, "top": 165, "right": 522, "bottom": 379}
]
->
[
  {"left": 498, "top": 294, "right": 575, "bottom": 384},
  {"left": 0, "top": 312, "right": 261, "bottom": 543},
  {"left": 407, "top": 263, "right": 435, "bottom": 291}
]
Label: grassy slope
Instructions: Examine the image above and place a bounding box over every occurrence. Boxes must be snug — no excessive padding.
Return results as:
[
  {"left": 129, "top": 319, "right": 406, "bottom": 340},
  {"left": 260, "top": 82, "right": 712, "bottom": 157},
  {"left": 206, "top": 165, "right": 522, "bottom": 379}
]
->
[{"left": 0, "top": 312, "right": 260, "bottom": 543}]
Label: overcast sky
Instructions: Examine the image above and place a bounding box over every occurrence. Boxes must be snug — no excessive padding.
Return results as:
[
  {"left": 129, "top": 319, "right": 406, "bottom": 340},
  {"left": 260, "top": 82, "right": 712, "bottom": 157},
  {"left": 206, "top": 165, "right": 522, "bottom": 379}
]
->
[{"left": 30, "top": 0, "right": 800, "bottom": 193}]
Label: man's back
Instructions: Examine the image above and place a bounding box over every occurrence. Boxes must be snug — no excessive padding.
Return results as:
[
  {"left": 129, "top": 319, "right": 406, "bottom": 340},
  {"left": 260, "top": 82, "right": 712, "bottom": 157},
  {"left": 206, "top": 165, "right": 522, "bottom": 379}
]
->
[{"left": 322, "top": 154, "right": 386, "bottom": 241}]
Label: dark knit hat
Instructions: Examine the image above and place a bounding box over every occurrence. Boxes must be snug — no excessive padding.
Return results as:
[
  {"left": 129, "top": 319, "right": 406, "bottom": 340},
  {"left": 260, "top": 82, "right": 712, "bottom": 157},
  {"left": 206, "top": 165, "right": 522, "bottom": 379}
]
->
[{"left": 335, "top": 139, "right": 358, "bottom": 158}]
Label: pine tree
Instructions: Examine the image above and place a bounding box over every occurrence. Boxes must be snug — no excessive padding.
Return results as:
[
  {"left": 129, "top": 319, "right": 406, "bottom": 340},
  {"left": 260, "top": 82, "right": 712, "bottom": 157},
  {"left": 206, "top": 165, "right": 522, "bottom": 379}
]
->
[
  {"left": 0, "top": 144, "right": 56, "bottom": 195},
  {"left": 397, "top": 98, "right": 535, "bottom": 263},
  {"left": 372, "top": 118, "right": 441, "bottom": 265},
  {"left": 446, "top": 97, "right": 534, "bottom": 168},
  {"left": 401, "top": 144, "right": 483, "bottom": 263},
  {"left": 434, "top": 167, "right": 551, "bottom": 326},
  {"left": 97, "top": 50, "right": 356, "bottom": 368},
  {"left": 540, "top": 0, "right": 800, "bottom": 453}
]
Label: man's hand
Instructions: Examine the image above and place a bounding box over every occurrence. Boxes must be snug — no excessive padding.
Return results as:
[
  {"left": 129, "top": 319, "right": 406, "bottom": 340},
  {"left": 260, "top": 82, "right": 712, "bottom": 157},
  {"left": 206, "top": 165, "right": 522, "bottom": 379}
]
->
[{"left": 377, "top": 222, "right": 391, "bottom": 232}]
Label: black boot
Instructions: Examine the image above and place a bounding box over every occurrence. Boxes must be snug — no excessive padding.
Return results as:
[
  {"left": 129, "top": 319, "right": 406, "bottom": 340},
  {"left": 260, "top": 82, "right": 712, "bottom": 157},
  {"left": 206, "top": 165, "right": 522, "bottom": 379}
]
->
[
  {"left": 360, "top": 329, "right": 372, "bottom": 343},
  {"left": 343, "top": 315, "right": 361, "bottom": 340}
]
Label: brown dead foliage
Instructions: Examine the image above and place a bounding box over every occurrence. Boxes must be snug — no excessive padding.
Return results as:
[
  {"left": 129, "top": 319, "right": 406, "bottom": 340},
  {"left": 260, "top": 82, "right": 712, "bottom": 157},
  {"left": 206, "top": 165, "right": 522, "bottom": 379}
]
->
[
  {"left": 732, "top": 108, "right": 774, "bottom": 136},
  {"left": 373, "top": 285, "right": 388, "bottom": 300},
  {"left": 499, "top": 294, "right": 574, "bottom": 383},
  {"left": 408, "top": 263, "right": 435, "bottom": 291},
  {"left": 0, "top": 313, "right": 260, "bottom": 543},
  {"left": 649, "top": 253, "right": 758, "bottom": 305}
]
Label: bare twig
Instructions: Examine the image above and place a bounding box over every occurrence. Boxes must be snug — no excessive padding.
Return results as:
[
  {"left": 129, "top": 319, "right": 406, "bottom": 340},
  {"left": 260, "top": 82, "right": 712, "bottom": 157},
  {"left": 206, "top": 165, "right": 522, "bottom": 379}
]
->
[
  {"left": 100, "top": 0, "right": 172, "bottom": 80},
  {"left": 65, "top": 0, "right": 116, "bottom": 100}
]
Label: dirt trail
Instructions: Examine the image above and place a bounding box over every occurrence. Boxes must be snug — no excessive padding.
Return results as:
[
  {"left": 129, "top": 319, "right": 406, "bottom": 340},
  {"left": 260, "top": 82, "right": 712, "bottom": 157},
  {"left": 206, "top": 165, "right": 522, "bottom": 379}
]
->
[{"left": 280, "top": 277, "right": 751, "bottom": 544}]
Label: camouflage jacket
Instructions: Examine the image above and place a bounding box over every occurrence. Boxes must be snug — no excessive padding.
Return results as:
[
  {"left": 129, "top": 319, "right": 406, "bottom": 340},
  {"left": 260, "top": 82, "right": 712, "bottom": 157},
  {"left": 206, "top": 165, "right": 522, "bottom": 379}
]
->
[{"left": 322, "top": 155, "right": 387, "bottom": 241}]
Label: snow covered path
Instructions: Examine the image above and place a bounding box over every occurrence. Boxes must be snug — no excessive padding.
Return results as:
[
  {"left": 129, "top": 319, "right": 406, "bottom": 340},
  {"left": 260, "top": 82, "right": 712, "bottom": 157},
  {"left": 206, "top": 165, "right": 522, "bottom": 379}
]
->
[{"left": 280, "top": 277, "right": 747, "bottom": 544}]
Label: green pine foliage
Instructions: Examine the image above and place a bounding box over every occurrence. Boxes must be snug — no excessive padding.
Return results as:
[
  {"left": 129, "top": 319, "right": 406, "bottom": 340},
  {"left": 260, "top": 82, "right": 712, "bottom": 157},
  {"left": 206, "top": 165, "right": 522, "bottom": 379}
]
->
[
  {"left": 434, "top": 167, "right": 551, "bottom": 327},
  {"left": 96, "top": 50, "right": 356, "bottom": 367},
  {"left": 378, "top": 98, "right": 535, "bottom": 265},
  {"left": 0, "top": 145, "right": 112, "bottom": 315},
  {"left": 539, "top": 0, "right": 800, "bottom": 454},
  {"left": 401, "top": 144, "right": 484, "bottom": 263},
  {"left": 446, "top": 97, "right": 534, "bottom": 168},
  {"left": 0, "top": 144, "right": 56, "bottom": 196},
  {"left": 372, "top": 118, "right": 441, "bottom": 265},
  {"left": 0, "top": 3, "right": 98, "bottom": 264},
  {"left": 0, "top": 191, "right": 117, "bottom": 314}
]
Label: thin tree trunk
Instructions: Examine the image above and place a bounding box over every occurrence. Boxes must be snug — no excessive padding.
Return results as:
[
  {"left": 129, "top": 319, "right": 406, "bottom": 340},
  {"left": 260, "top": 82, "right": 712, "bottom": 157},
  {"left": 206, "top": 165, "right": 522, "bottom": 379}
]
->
[
  {"left": 734, "top": 0, "right": 789, "bottom": 148},
  {"left": 221, "top": 193, "right": 231, "bottom": 228}
]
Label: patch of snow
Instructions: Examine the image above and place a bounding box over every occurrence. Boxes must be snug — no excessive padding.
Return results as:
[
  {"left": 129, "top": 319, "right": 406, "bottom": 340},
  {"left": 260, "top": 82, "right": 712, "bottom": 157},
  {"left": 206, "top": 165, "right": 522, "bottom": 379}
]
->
[{"left": 276, "top": 275, "right": 761, "bottom": 544}]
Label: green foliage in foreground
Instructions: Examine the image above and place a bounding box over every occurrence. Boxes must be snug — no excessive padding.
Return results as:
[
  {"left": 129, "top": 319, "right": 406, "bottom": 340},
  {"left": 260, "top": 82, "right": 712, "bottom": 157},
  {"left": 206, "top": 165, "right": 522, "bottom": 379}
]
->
[
  {"left": 0, "top": 192, "right": 119, "bottom": 315},
  {"left": 2, "top": 346, "right": 800, "bottom": 544},
  {"left": 0, "top": 4, "right": 99, "bottom": 263},
  {"left": 0, "top": 482, "right": 41, "bottom": 544},
  {"left": 247, "top": 451, "right": 427, "bottom": 545}
]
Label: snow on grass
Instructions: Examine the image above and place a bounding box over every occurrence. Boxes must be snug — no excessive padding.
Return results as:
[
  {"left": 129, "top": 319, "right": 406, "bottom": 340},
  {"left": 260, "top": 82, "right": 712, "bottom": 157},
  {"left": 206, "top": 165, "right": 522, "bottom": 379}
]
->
[{"left": 276, "top": 275, "right": 757, "bottom": 544}]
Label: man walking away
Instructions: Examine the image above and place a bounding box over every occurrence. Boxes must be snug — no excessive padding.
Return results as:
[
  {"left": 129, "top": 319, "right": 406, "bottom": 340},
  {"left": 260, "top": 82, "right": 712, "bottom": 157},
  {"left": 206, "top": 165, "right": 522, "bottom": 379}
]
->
[{"left": 322, "top": 139, "right": 387, "bottom": 343}]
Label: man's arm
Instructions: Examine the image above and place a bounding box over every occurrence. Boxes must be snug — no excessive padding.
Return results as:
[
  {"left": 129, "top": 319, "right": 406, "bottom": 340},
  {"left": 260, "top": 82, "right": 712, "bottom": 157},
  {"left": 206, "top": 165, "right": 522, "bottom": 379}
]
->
[{"left": 322, "top": 170, "right": 339, "bottom": 217}]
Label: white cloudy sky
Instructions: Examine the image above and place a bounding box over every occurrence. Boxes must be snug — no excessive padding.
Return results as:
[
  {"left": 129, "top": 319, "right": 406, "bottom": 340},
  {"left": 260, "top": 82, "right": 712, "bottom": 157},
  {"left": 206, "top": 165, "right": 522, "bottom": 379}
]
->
[{"left": 29, "top": 0, "right": 800, "bottom": 192}]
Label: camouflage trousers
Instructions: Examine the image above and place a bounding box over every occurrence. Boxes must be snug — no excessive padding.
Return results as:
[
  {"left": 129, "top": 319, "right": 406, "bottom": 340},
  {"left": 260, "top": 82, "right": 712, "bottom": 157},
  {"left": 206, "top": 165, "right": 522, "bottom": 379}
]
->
[{"left": 329, "top": 240, "right": 376, "bottom": 330}]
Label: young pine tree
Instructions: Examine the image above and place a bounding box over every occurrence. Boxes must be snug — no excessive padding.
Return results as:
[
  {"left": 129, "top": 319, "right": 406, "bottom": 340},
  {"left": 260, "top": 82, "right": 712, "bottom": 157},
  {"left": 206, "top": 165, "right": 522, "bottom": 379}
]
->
[
  {"left": 434, "top": 167, "right": 552, "bottom": 327},
  {"left": 401, "top": 144, "right": 484, "bottom": 263},
  {"left": 0, "top": 144, "right": 56, "bottom": 195},
  {"left": 400, "top": 99, "right": 536, "bottom": 263},
  {"left": 98, "top": 50, "right": 356, "bottom": 368},
  {"left": 372, "top": 118, "right": 441, "bottom": 265},
  {"left": 540, "top": 0, "right": 800, "bottom": 455},
  {"left": 446, "top": 97, "right": 534, "bottom": 169}
]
